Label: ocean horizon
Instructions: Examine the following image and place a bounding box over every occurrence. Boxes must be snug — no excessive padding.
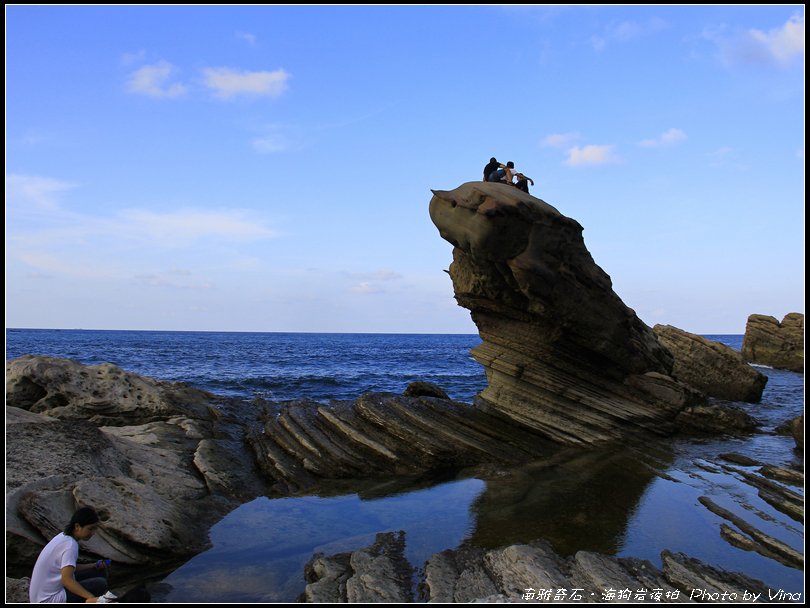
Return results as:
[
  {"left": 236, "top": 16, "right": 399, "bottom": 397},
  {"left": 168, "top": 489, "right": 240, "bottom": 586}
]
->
[{"left": 5, "top": 328, "right": 747, "bottom": 404}]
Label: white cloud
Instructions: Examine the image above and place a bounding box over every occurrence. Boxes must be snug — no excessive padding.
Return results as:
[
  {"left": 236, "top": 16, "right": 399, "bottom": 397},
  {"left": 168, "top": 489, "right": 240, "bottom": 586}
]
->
[
  {"left": 127, "top": 60, "right": 187, "bottom": 98},
  {"left": 252, "top": 134, "right": 289, "bottom": 154},
  {"left": 16, "top": 252, "right": 115, "bottom": 280},
  {"left": 18, "top": 130, "right": 49, "bottom": 146},
  {"left": 120, "top": 49, "right": 147, "bottom": 66},
  {"left": 352, "top": 282, "right": 384, "bottom": 294},
  {"left": 707, "top": 13, "right": 805, "bottom": 68},
  {"left": 564, "top": 145, "right": 620, "bottom": 167},
  {"left": 639, "top": 128, "right": 687, "bottom": 148},
  {"left": 542, "top": 132, "right": 580, "bottom": 148},
  {"left": 591, "top": 17, "right": 666, "bottom": 51},
  {"left": 251, "top": 123, "right": 305, "bottom": 154},
  {"left": 202, "top": 67, "right": 290, "bottom": 99},
  {"left": 134, "top": 271, "right": 214, "bottom": 290},
  {"left": 749, "top": 13, "right": 805, "bottom": 65},
  {"left": 347, "top": 270, "right": 403, "bottom": 282},
  {"left": 706, "top": 147, "right": 749, "bottom": 171},
  {"left": 10, "top": 205, "right": 277, "bottom": 285},
  {"left": 6, "top": 174, "right": 76, "bottom": 211},
  {"left": 347, "top": 270, "right": 402, "bottom": 295},
  {"left": 118, "top": 208, "right": 276, "bottom": 243},
  {"left": 236, "top": 31, "right": 257, "bottom": 46}
]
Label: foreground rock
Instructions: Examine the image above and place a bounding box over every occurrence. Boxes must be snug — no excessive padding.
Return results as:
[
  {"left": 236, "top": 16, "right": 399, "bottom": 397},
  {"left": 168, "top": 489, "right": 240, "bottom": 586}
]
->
[
  {"left": 5, "top": 356, "right": 265, "bottom": 574},
  {"left": 5, "top": 577, "right": 30, "bottom": 603},
  {"left": 674, "top": 403, "right": 760, "bottom": 435},
  {"left": 654, "top": 325, "right": 767, "bottom": 403},
  {"left": 429, "top": 183, "right": 704, "bottom": 446},
  {"left": 742, "top": 313, "right": 804, "bottom": 372},
  {"left": 302, "top": 532, "right": 413, "bottom": 602},
  {"left": 303, "top": 534, "right": 771, "bottom": 603},
  {"left": 6, "top": 354, "right": 212, "bottom": 425}
]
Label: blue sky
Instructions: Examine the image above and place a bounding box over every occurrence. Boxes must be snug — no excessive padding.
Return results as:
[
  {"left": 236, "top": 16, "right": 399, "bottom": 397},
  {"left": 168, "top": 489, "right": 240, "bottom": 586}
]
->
[{"left": 6, "top": 5, "right": 804, "bottom": 334}]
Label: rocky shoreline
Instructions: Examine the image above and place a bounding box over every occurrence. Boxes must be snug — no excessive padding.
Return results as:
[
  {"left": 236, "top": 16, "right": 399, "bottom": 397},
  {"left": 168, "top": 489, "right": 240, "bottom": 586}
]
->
[{"left": 5, "top": 184, "right": 804, "bottom": 602}]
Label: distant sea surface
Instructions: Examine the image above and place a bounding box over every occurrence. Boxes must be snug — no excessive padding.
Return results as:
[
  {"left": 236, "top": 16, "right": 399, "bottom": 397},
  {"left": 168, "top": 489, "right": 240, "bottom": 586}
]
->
[{"left": 5, "top": 329, "right": 487, "bottom": 403}]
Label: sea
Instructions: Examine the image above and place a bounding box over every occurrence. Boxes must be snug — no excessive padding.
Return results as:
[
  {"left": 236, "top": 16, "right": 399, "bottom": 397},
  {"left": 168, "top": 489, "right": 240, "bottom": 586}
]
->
[{"left": 5, "top": 329, "right": 805, "bottom": 602}]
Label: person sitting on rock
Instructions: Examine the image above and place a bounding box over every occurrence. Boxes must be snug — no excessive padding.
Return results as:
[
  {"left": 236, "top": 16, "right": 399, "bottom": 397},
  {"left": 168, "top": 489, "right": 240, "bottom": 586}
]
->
[
  {"left": 513, "top": 172, "right": 535, "bottom": 193},
  {"left": 503, "top": 161, "right": 534, "bottom": 193},
  {"left": 487, "top": 161, "right": 508, "bottom": 183},
  {"left": 29, "top": 506, "right": 111, "bottom": 603},
  {"left": 483, "top": 157, "right": 501, "bottom": 182}
]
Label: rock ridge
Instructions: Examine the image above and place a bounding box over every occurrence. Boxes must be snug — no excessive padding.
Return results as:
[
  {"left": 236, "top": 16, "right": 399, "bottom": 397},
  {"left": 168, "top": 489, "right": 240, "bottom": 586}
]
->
[{"left": 429, "top": 182, "right": 702, "bottom": 445}]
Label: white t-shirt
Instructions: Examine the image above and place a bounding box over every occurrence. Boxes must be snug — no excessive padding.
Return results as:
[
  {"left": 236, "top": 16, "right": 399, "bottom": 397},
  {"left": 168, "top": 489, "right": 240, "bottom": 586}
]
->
[{"left": 29, "top": 532, "right": 79, "bottom": 603}]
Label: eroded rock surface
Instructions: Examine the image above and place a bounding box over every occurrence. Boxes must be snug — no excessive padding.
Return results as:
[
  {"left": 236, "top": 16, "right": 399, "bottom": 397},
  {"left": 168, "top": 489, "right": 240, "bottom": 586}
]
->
[
  {"left": 303, "top": 534, "right": 773, "bottom": 603},
  {"left": 5, "top": 356, "right": 264, "bottom": 574},
  {"left": 742, "top": 313, "right": 804, "bottom": 372},
  {"left": 302, "top": 532, "right": 414, "bottom": 603},
  {"left": 654, "top": 324, "right": 767, "bottom": 403},
  {"left": 429, "top": 183, "right": 703, "bottom": 445}
]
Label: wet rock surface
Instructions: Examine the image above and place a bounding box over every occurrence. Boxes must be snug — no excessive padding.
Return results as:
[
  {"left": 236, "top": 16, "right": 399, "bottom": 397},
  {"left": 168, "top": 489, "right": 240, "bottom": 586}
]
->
[
  {"left": 742, "top": 313, "right": 804, "bottom": 372},
  {"left": 302, "top": 532, "right": 414, "bottom": 603},
  {"left": 302, "top": 533, "right": 777, "bottom": 603}
]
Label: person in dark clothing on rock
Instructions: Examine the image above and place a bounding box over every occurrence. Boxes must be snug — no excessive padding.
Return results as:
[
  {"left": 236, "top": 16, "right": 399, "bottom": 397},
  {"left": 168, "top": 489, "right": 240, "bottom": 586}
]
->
[
  {"left": 514, "top": 173, "right": 535, "bottom": 193},
  {"left": 483, "top": 157, "right": 501, "bottom": 182}
]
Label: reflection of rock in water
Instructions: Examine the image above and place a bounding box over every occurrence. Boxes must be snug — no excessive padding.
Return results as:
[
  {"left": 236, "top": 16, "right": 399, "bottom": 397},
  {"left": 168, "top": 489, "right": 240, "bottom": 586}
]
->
[
  {"left": 466, "top": 447, "right": 670, "bottom": 556},
  {"left": 302, "top": 532, "right": 414, "bottom": 603}
]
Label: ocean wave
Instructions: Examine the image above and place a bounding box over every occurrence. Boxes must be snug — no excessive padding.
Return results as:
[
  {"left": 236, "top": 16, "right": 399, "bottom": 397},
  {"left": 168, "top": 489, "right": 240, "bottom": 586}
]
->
[{"left": 199, "top": 371, "right": 485, "bottom": 402}]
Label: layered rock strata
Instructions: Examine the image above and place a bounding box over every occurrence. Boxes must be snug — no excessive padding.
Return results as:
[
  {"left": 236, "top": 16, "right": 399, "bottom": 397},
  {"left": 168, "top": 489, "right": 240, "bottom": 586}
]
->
[
  {"left": 5, "top": 356, "right": 264, "bottom": 573},
  {"left": 246, "top": 392, "right": 555, "bottom": 495},
  {"left": 653, "top": 324, "right": 767, "bottom": 402},
  {"left": 429, "top": 183, "right": 701, "bottom": 445},
  {"left": 742, "top": 313, "right": 804, "bottom": 372}
]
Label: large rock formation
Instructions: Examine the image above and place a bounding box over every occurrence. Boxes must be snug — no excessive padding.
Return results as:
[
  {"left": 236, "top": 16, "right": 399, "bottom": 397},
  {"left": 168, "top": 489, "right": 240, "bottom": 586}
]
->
[
  {"left": 5, "top": 356, "right": 264, "bottom": 574},
  {"left": 742, "top": 313, "right": 804, "bottom": 372},
  {"left": 653, "top": 324, "right": 767, "bottom": 402},
  {"left": 429, "top": 183, "right": 702, "bottom": 445}
]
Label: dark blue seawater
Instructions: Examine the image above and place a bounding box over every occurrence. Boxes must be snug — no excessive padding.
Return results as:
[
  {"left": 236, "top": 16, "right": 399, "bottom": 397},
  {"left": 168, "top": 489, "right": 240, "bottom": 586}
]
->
[
  {"left": 5, "top": 329, "right": 486, "bottom": 403},
  {"left": 6, "top": 329, "right": 804, "bottom": 601}
]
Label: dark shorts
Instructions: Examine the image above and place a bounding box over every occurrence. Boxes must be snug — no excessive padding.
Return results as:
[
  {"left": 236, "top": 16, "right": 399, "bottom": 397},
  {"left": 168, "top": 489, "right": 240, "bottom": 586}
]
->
[{"left": 65, "top": 568, "right": 108, "bottom": 603}]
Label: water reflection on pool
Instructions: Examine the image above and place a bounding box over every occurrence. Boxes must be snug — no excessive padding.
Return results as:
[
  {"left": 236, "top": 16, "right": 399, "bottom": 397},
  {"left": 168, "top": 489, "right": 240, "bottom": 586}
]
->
[
  {"left": 160, "top": 477, "right": 486, "bottom": 602},
  {"left": 159, "top": 366, "right": 803, "bottom": 603}
]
